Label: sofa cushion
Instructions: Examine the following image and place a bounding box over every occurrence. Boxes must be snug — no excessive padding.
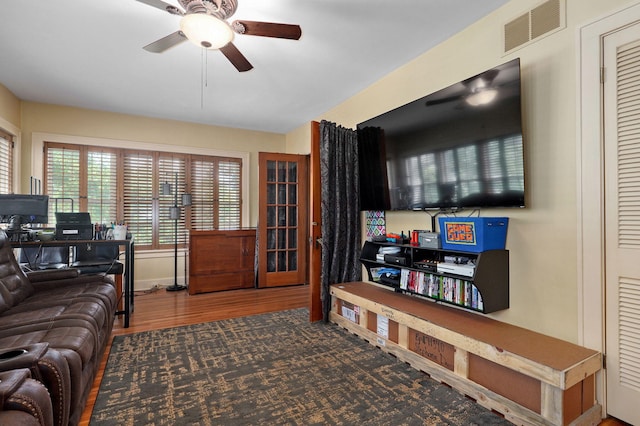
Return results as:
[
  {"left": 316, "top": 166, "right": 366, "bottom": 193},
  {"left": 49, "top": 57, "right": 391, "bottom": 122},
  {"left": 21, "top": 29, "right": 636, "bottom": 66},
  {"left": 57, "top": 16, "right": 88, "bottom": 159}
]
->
[
  {"left": 0, "top": 301, "right": 107, "bottom": 339},
  {"left": 27, "top": 280, "right": 116, "bottom": 315},
  {"left": 0, "top": 325, "right": 97, "bottom": 368}
]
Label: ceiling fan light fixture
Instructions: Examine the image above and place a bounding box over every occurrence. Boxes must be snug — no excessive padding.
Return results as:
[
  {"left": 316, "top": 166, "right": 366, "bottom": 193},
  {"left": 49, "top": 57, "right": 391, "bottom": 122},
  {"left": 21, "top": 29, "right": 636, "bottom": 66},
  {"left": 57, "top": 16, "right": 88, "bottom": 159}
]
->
[
  {"left": 180, "top": 13, "right": 234, "bottom": 49},
  {"left": 465, "top": 89, "right": 498, "bottom": 106}
]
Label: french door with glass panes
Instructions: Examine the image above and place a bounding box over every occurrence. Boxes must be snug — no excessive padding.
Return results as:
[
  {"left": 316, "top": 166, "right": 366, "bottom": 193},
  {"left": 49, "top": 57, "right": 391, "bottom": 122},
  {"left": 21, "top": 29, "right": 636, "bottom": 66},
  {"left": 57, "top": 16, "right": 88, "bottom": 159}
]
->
[{"left": 258, "top": 153, "right": 308, "bottom": 288}]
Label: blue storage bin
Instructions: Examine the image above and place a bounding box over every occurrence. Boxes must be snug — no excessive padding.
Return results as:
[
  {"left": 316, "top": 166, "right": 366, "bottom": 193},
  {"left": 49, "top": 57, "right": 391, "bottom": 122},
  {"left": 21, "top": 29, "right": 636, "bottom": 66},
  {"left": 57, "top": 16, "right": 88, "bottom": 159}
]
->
[{"left": 438, "top": 217, "right": 509, "bottom": 253}]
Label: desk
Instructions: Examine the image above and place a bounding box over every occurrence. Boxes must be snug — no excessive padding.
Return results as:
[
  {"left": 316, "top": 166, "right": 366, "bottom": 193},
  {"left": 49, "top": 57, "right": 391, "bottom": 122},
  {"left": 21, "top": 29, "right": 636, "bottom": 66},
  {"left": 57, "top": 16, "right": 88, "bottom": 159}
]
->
[{"left": 14, "top": 239, "right": 135, "bottom": 328}]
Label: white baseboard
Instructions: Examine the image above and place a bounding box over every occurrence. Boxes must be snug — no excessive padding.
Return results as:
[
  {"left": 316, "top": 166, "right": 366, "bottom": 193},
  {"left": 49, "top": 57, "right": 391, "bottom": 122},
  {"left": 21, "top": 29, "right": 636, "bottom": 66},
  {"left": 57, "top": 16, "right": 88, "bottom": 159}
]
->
[{"left": 135, "top": 276, "right": 189, "bottom": 291}]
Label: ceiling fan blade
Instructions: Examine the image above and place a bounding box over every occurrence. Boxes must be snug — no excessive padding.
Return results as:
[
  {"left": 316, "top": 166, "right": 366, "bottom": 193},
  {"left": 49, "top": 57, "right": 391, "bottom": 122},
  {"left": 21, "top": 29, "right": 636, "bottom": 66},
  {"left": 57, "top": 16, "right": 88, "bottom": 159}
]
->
[
  {"left": 232, "top": 20, "right": 302, "bottom": 40},
  {"left": 135, "top": 0, "right": 184, "bottom": 15},
  {"left": 220, "top": 43, "right": 253, "bottom": 72},
  {"left": 425, "top": 95, "right": 462, "bottom": 106},
  {"left": 143, "top": 31, "right": 187, "bottom": 53}
]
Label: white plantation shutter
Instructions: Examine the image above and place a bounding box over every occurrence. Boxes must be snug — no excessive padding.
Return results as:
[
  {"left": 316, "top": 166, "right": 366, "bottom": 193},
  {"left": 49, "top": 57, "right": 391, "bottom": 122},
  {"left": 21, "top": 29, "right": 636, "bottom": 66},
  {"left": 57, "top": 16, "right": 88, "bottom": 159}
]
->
[
  {"left": 87, "top": 149, "right": 118, "bottom": 224},
  {"left": 158, "top": 155, "right": 187, "bottom": 245},
  {"left": 45, "top": 144, "right": 80, "bottom": 216},
  {"left": 190, "top": 156, "right": 242, "bottom": 231},
  {"left": 0, "top": 129, "right": 13, "bottom": 194},
  {"left": 218, "top": 159, "right": 241, "bottom": 229},
  {"left": 191, "top": 157, "right": 216, "bottom": 230},
  {"left": 123, "top": 152, "right": 154, "bottom": 246}
]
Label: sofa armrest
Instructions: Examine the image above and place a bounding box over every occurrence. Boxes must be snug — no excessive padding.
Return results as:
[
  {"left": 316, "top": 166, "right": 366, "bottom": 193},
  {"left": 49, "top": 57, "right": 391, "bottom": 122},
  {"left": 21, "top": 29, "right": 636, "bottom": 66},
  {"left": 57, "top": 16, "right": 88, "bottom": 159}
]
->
[
  {"left": 0, "top": 368, "right": 30, "bottom": 404},
  {"left": 25, "top": 268, "right": 80, "bottom": 283},
  {"left": 0, "top": 343, "right": 49, "bottom": 372},
  {"left": 0, "top": 343, "right": 71, "bottom": 426},
  {"left": 0, "top": 368, "right": 54, "bottom": 426},
  {"left": 0, "top": 410, "right": 43, "bottom": 426}
]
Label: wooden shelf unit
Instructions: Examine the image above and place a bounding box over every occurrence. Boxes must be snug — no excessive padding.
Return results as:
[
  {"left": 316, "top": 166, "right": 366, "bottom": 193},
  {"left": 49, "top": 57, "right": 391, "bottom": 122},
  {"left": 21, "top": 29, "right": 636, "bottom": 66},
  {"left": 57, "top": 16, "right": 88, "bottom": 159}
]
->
[
  {"left": 330, "top": 282, "right": 602, "bottom": 426},
  {"left": 361, "top": 240, "right": 509, "bottom": 313}
]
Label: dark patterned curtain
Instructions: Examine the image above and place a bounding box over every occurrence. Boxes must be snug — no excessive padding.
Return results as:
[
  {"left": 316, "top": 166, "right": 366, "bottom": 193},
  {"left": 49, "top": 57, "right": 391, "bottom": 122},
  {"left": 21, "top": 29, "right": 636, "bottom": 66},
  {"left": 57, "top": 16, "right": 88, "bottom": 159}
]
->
[{"left": 320, "top": 120, "right": 361, "bottom": 321}]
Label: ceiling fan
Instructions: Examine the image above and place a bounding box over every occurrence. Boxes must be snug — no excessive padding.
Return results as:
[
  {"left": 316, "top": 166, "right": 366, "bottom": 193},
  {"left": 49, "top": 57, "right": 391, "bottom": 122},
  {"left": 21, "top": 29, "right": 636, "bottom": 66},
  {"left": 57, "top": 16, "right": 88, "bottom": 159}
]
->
[
  {"left": 135, "top": 0, "right": 302, "bottom": 72},
  {"left": 425, "top": 69, "right": 501, "bottom": 107}
]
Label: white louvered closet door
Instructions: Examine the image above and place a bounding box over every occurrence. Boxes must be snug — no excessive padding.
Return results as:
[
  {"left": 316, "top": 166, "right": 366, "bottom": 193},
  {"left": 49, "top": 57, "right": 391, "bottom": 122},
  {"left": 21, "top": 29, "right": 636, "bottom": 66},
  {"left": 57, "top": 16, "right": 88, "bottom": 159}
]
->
[{"left": 603, "top": 22, "right": 640, "bottom": 425}]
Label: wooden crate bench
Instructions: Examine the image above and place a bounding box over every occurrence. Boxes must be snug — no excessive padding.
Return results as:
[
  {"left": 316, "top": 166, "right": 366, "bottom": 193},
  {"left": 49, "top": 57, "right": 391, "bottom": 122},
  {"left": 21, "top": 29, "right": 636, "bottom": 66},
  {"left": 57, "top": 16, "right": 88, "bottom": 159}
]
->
[{"left": 329, "top": 282, "right": 602, "bottom": 426}]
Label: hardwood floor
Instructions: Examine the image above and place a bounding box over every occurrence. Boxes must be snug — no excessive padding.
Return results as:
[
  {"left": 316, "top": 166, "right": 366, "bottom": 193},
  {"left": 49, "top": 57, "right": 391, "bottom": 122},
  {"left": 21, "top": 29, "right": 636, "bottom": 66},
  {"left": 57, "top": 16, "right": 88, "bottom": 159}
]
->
[
  {"left": 599, "top": 419, "right": 632, "bottom": 426},
  {"left": 80, "top": 284, "right": 629, "bottom": 426},
  {"left": 79, "top": 284, "right": 309, "bottom": 425}
]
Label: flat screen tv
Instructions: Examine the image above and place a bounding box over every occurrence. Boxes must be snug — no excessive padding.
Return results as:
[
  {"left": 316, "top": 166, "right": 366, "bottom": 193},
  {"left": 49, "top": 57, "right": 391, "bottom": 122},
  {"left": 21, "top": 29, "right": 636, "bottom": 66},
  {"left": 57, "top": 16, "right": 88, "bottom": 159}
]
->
[
  {"left": 0, "top": 194, "right": 49, "bottom": 225},
  {"left": 357, "top": 58, "right": 525, "bottom": 211}
]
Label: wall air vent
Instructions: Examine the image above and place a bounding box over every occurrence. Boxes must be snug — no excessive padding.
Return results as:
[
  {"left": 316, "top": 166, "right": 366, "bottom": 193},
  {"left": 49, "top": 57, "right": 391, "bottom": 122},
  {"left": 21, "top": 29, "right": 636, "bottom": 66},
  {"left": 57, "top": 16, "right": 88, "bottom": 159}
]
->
[
  {"left": 504, "top": 0, "right": 565, "bottom": 54},
  {"left": 504, "top": 13, "right": 530, "bottom": 52}
]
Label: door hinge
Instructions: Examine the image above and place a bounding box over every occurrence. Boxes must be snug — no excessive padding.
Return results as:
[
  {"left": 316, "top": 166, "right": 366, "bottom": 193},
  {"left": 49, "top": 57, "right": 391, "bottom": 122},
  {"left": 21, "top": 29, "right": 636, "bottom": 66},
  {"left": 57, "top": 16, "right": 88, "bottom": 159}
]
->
[
  {"left": 602, "top": 353, "right": 606, "bottom": 370},
  {"left": 600, "top": 67, "right": 606, "bottom": 84}
]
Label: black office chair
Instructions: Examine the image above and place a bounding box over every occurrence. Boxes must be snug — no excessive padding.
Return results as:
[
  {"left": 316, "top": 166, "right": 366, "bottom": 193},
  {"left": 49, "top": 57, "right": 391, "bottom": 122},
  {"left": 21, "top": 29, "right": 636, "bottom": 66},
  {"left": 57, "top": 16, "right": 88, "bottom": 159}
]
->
[
  {"left": 71, "top": 243, "right": 125, "bottom": 309},
  {"left": 19, "top": 246, "right": 69, "bottom": 271}
]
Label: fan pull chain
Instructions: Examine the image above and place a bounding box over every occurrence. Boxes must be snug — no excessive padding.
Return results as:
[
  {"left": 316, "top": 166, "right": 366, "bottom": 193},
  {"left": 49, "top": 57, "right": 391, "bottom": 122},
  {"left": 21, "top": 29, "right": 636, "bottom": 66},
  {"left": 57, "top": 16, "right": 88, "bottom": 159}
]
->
[
  {"left": 201, "top": 48, "right": 207, "bottom": 109},
  {"left": 200, "top": 48, "right": 211, "bottom": 109}
]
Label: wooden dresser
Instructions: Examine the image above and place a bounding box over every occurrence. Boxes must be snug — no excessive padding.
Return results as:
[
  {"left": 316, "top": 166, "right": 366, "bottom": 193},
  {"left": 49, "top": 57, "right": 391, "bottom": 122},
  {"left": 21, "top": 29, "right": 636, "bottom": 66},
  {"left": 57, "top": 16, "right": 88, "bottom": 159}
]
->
[{"left": 188, "top": 229, "right": 256, "bottom": 295}]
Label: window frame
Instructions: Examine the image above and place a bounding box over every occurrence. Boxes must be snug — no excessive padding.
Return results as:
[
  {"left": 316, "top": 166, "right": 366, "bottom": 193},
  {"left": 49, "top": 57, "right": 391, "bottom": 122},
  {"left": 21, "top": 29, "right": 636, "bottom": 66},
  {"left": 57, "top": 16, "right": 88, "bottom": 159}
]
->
[
  {"left": 35, "top": 133, "right": 249, "bottom": 250},
  {"left": 0, "top": 128, "right": 14, "bottom": 194}
]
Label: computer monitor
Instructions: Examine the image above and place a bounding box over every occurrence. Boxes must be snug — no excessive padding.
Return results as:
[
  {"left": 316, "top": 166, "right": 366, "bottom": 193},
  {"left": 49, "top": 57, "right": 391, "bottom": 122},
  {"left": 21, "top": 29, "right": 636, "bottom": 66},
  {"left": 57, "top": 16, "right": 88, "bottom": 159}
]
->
[{"left": 0, "top": 194, "right": 49, "bottom": 226}]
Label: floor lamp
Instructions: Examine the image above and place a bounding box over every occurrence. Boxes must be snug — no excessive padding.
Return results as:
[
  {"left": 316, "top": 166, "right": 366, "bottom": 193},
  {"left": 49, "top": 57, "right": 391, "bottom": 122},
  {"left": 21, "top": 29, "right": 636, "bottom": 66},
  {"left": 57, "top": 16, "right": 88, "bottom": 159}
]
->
[{"left": 162, "top": 173, "right": 191, "bottom": 292}]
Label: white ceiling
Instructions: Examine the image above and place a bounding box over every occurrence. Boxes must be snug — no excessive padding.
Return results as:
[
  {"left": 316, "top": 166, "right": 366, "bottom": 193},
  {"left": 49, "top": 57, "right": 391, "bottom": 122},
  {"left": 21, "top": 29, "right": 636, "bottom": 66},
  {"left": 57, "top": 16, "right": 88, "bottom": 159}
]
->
[{"left": 0, "top": 0, "right": 508, "bottom": 134}]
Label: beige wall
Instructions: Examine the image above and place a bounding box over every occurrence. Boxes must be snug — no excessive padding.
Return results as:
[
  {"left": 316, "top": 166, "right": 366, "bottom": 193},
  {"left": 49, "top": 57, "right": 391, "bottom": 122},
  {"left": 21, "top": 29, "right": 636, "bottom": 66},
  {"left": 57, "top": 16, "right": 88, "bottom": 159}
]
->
[
  {"left": 285, "top": 0, "right": 639, "bottom": 343},
  {"left": 285, "top": 122, "right": 312, "bottom": 155},
  {"left": 0, "top": 84, "right": 21, "bottom": 194},
  {"left": 19, "top": 101, "right": 286, "bottom": 218},
  {"left": 0, "top": 83, "right": 20, "bottom": 129}
]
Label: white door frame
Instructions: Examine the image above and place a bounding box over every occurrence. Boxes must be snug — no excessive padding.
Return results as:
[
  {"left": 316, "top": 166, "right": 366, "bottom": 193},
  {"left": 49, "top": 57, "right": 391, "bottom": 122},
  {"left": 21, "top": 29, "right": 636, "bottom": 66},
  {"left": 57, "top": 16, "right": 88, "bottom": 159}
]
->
[{"left": 577, "top": 1, "right": 640, "bottom": 412}]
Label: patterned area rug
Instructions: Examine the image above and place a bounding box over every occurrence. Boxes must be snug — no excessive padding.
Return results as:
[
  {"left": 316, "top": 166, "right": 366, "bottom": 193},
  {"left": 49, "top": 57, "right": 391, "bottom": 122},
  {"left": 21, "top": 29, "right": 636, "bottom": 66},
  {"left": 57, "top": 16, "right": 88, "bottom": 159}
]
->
[{"left": 92, "top": 309, "right": 511, "bottom": 425}]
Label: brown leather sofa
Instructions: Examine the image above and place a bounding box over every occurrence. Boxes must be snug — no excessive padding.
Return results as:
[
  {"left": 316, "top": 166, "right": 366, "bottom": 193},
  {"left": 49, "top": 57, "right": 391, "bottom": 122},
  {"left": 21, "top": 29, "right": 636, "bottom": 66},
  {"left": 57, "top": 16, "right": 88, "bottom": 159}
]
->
[{"left": 0, "top": 230, "right": 117, "bottom": 425}]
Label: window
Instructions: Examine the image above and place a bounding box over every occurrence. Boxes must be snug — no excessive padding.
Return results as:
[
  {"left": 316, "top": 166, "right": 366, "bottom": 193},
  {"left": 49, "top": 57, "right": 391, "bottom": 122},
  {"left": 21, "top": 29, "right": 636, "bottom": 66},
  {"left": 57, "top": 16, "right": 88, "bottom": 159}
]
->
[
  {"left": 188, "top": 155, "right": 243, "bottom": 231},
  {"left": 217, "top": 159, "right": 242, "bottom": 229},
  {"left": 45, "top": 144, "right": 79, "bottom": 212},
  {"left": 88, "top": 149, "right": 118, "bottom": 226},
  {"left": 0, "top": 129, "right": 14, "bottom": 194},
  {"left": 44, "top": 142, "right": 242, "bottom": 250},
  {"left": 123, "top": 151, "right": 154, "bottom": 246}
]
